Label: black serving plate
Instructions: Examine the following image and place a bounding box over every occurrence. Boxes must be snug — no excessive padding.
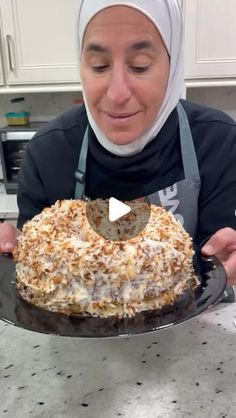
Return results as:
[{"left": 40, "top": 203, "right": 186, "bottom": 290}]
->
[{"left": 0, "top": 254, "right": 226, "bottom": 338}]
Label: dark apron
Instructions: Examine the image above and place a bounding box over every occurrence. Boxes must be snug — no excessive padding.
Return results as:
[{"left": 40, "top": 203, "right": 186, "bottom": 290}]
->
[{"left": 74, "top": 102, "right": 201, "bottom": 238}]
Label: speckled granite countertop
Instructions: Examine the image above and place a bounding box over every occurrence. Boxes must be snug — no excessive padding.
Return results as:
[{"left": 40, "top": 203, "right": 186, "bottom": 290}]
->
[
  {"left": 0, "top": 183, "right": 18, "bottom": 220},
  {"left": 0, "top": 303, "right": 236, "bottom": 418}
]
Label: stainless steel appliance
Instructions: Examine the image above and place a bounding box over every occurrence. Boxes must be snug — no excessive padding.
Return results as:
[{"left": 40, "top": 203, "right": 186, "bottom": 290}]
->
[{"left": 0, "top": 122, "right": 47, "bottom": 194}]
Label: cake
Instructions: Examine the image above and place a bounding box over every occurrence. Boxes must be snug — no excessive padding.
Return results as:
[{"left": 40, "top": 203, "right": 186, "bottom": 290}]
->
[{"left": 13, "top": 199, "right": 199, "bottom": 318}]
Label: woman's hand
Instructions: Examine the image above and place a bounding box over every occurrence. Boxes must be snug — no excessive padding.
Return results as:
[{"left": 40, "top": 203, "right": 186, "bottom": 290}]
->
[
  {"left": 0, "top": 222, "right": 21, "bottom": 254},
  {"left": 201, "top": 227, "right": 236, "bottom": 287}
]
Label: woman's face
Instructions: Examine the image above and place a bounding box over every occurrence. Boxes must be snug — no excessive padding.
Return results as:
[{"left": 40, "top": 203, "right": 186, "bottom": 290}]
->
[{"left": 80, "top": 6, "right": 170, "bottom": 145}]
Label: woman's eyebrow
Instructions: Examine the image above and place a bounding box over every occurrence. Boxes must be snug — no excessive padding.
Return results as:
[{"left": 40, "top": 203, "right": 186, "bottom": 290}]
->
[
  {"left": 84, "top": 43, "right": 108, "bottom": 54},
  {"left": 130, "top": 40, "right": 156, "bottom": 52},
  {"left": 84, "top": 40, "right": 155, "bottom": 54}
]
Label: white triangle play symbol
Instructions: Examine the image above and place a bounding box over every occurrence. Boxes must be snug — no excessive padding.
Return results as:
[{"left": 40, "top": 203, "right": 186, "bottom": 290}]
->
[{"left": 109, "top": 197, "right": 131, "bottom": 222}]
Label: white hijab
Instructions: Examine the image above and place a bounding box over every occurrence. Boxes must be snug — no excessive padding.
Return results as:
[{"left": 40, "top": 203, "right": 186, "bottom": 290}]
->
[{"left": 77, "top": 0, "right": 184, "bottom": 157}]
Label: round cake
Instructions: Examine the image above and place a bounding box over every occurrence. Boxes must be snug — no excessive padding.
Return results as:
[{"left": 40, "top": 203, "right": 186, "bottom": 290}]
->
[{"left": 13, "top": 199, "right": 198, "bottom": 317}]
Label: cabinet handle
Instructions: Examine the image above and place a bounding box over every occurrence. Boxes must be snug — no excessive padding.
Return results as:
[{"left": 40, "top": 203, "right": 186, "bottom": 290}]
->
[{"left": 6, "top": 34, "right": 14, "bottom": 72}]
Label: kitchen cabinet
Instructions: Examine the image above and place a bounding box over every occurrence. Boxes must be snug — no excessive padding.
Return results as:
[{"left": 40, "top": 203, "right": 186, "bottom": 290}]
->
[
  {"left": 183, "top": 0, "right": 236, "bottom": 82},
  {"left": 0, "top": 0, "right": 235, "bottom": 91},
  {"left": 0, "top": 58, "right": 3, "bottom": 85},
  {"left": 0, "top": 0, "right": 79, "bottom": 87},
  {"left": 0, "top": 46, "right": 4, "bottom": 85}
]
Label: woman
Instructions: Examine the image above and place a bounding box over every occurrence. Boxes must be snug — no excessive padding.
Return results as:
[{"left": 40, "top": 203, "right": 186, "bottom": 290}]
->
[{"left": 0, "top": 0, "right": 236, "bottom": 285}]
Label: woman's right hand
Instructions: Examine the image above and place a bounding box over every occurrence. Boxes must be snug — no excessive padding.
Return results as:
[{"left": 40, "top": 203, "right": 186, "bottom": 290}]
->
[{"left": 0, "top": 222, "right": 21, "bottom": 253}]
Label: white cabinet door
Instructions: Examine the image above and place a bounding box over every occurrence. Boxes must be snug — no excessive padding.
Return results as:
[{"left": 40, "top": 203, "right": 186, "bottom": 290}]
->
[
  {"left": 183, "top": 0, "right": 236, "bottom": 79},
  {"left": 0, "top": 55, "right": 3, "bottom": 85},
  {"left": 0, "top": 0, "right": 80, "bottom": 85}
]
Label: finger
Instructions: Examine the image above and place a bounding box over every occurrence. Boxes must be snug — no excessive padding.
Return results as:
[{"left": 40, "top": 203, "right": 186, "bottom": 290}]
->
[
  {"left": 0, "top": 242, "right": 15, "bottom": 254},
  {"left": 221, "top": 250, "right": 236, "bottom": 286},
  {"left": 227, "top": 276, "right": 236, "bottom": 288},
  {"left": 201, "top": 228, "right": 236, "bottom": 255},
  {"left": 0, "top": 235, "right": 17, "bottom": 253},
  {"left": 0, "top": 224, "right": 20, "bottom": 253}
]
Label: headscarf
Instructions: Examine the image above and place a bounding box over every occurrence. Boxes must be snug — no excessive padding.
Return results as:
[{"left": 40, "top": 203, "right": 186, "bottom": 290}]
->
[{"left": 77, "top": 0, "right": 184, "bottom": 157}]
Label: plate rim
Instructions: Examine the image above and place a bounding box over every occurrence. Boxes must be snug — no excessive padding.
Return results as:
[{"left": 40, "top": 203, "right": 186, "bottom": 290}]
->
[{"left": 0, "top": 254, "right": 227, "bottom": 338}]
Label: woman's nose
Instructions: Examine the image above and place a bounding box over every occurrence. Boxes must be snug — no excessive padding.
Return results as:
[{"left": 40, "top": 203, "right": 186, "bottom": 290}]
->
[{"left": 106, "top": 67, "right": 131, "bottom": 105}]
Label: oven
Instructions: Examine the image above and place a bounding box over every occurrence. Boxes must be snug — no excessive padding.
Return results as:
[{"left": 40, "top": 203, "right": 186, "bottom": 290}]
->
[{"left": 0, "top": 122, "right": 47, "bottom": 194}]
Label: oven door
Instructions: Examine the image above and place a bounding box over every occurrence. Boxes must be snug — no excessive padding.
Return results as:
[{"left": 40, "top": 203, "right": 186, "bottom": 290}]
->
[
  {"left": 0, "top": 157, "right": 3, "bottom": 180},
  {"left": 0, "top": 131, "right": 33, "bottom": 194}
]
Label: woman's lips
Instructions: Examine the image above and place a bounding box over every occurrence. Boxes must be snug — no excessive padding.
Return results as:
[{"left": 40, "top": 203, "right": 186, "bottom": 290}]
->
[{"left": 104, "top": 111, "right": 140, "bottom": 124}]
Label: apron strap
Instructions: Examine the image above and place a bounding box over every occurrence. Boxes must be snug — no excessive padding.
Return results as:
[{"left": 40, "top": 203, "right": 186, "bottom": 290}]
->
[
  {"left": 177, "top": 102, "right": 200, "bottom": 179},
  {"left": 74, "top": 126, "right": 89, "bottom": 199},
  {"left": 74, "top": 103, "right": 200, "bottom": 199}
]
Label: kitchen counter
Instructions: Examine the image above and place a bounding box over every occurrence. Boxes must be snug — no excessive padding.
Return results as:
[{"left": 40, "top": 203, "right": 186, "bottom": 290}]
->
[
  {"left": 0, "top": 183, "right": 18, "bottom": 220},
  {"left": 0, "top": 303, "right": 236, "bottom": 418}
]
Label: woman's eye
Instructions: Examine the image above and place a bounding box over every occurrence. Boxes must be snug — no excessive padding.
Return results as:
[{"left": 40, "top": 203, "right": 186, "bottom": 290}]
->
[
  {"left": 92, "top": 65, "right": 109, "bottom": 73},
  {"left": 130, "top": 65, "right": 149, "bottom": 73}
]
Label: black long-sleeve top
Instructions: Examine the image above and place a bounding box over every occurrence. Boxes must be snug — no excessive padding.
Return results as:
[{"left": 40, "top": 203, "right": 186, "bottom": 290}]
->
[{"left": 17, "top": 99, "right": 236, "bottom": 246}]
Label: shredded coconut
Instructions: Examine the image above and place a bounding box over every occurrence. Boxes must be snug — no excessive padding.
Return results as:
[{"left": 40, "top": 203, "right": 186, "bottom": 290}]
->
[{"left": 13, "top": 199, "right": 199, "bottom": 317}]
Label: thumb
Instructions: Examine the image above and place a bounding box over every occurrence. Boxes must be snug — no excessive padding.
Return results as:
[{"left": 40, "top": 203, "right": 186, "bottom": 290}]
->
[
  {"left": 0, "top": 223, "right": 21, "bottom": 253},
  {"left": 201, "top": 228, "right": 236, "bottom": 256},
  {"left": 201, "top": 243, "right": 214, "bottom": 256}
]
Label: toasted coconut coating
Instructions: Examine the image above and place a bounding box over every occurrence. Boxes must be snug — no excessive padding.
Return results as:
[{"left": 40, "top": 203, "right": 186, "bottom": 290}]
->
[{"left": 13, "top": 199, "right": 199, "bottom": 317}]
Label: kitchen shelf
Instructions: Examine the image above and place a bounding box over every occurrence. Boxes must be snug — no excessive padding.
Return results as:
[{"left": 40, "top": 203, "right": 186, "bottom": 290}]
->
[
  {"left": 0, "top": 84, "right": 82, "bottom": 94},
  {"left": 185, "top": 78, "right": 236, "bottom": 88}
]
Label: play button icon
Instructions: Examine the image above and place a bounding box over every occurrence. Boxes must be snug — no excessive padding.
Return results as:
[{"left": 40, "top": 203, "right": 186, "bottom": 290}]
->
[
  {"left": 86, "top": 196, "right": 151, "bottom": 241},
  {"left": 109, "top": 198, "right": 131, "bottom": 222}
]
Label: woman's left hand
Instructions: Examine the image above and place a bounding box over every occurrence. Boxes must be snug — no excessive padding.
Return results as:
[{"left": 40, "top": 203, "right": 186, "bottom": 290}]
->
[{"left": 201, "top": 227, "right": 236, "bottom": 287}]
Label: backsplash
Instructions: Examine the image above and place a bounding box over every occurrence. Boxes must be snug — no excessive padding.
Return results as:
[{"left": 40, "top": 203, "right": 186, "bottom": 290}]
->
[
  {"left": 0, "top": 92, "right": 84, "bottom": 128},
  {"left": 0, "top": 86, "right": 235, "bottom": 184},
  {"left": 187, "top": 86, "right": 236, "bottom": 120},
  {"left": 0, "top": 87, "right": 236, "bottom": 130}
]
